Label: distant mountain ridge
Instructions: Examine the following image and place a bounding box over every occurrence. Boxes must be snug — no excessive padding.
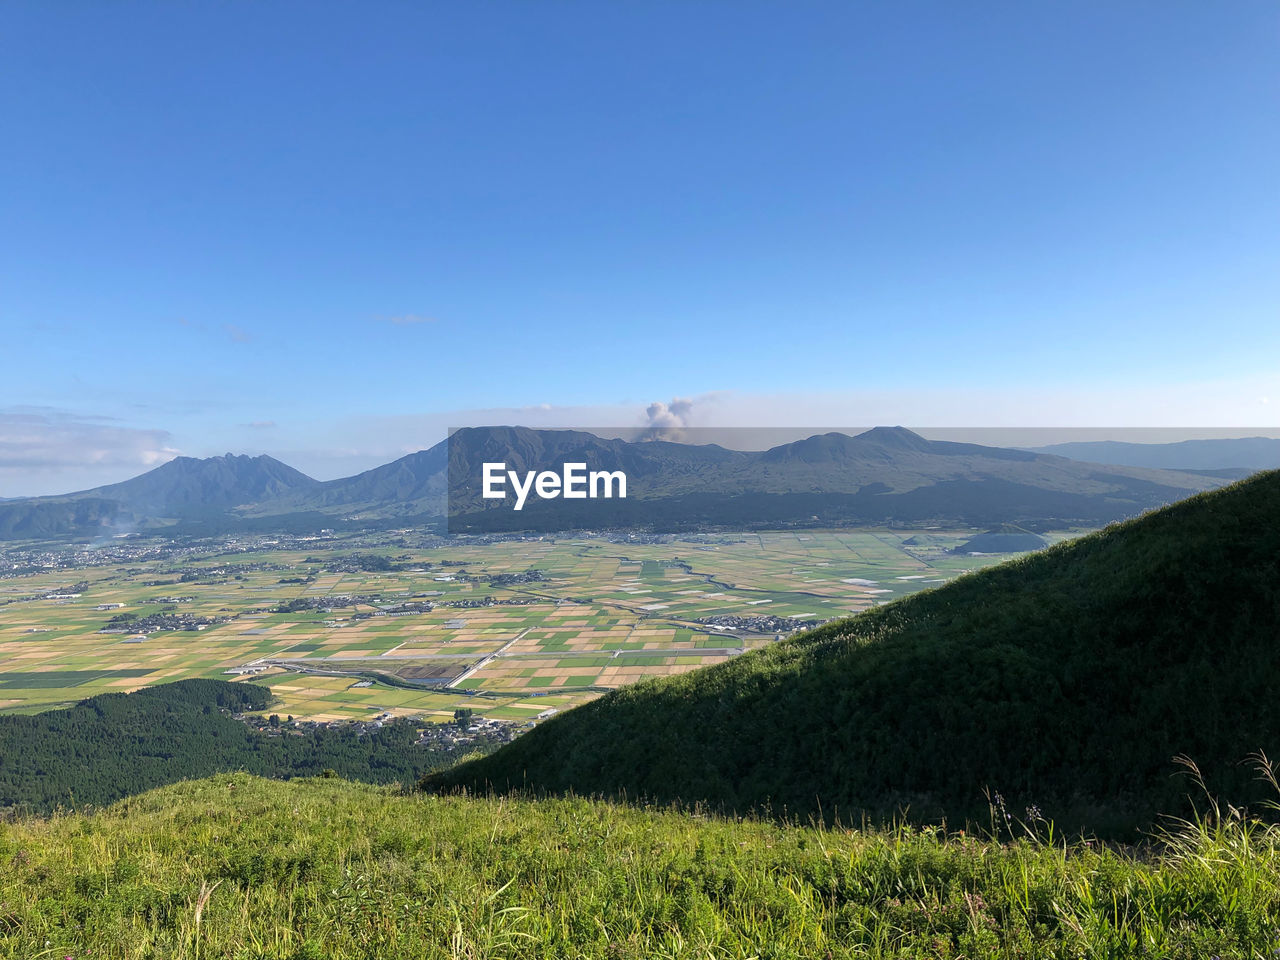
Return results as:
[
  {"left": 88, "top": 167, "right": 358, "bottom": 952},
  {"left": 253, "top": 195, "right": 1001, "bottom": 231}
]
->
[
  {"left": 243, "top": 444, "right": 449, "bottom": 520},
  {"left": 92, "top": 453, "right": 318, "bottom": 512},
  {"left": 0, "top": 427, "right": 1224, "bottom": 540},
  {"left": 440, "top": 426, "right": 1221, "bottom": 532},
  {"left": 0, "top": 454, "right": 316, "bottom": 538},
  {"left": 1028, "top": 436, "right": 1280, "bottom": 472}
]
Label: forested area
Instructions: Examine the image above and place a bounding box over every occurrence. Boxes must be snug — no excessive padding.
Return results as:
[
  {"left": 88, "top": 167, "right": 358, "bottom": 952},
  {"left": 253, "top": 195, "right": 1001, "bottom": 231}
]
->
[{"left": 0, "top": 679, "right": 473, "bottom": 812}]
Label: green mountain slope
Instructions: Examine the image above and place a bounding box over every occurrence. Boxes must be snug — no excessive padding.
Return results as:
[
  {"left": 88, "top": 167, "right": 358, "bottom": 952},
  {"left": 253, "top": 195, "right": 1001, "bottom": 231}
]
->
[
  {"left": 429, "top": 470, "right": 1280, "bottom": 833},
  {"left": 241, "top": 443, "right": 450, "bottom": 519}
]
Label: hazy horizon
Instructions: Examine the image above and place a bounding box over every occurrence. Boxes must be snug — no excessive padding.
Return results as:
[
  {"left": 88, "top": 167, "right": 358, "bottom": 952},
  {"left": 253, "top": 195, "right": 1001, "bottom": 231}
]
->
[{"left": 6, "top": 423, "right": 1280, "bottom": 499}]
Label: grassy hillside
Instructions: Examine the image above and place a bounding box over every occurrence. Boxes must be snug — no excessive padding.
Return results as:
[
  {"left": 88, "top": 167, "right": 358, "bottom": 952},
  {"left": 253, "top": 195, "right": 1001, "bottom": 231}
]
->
[
  {"left": 430, "top": 471, "right": 1280, "bottom": 834},
  {"left": 3, "top": 773, "right": 1280, "bottom": 958}
]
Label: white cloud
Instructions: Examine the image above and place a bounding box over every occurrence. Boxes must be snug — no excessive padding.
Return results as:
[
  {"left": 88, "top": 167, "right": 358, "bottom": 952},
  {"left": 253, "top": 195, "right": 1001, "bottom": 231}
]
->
[{"left": 0, "top": 407, "right": 179, "bottom": 497}]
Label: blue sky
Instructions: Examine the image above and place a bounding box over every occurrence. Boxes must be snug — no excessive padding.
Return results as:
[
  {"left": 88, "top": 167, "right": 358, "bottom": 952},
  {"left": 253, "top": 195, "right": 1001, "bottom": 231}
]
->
[{"left": 2, "top": 2, "right": 1278, "bottom": 494}]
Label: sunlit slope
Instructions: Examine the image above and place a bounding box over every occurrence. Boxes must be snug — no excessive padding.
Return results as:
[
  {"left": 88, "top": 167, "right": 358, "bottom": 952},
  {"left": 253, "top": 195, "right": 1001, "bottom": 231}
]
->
[{"left": 429, "top": 471, "right": 1280, "bottom": 831}]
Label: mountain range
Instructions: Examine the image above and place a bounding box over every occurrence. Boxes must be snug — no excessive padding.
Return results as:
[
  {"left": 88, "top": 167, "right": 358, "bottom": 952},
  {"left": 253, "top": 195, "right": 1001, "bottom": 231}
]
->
[
  {"left": 1027, "top": 436, "right": 1280, "bottom": 476},
  {"left": 0, "top": 426, "right": 1226, "bottom": 540},
  {"left": 439, "top": 426, "right": 1225, "bottom": 533}
]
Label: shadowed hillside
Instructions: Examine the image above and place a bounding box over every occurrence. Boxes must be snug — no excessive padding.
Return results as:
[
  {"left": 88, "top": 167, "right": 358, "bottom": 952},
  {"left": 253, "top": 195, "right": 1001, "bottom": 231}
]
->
[{"left": 429, "top": 470, "right": 1280, "bottom": 834}]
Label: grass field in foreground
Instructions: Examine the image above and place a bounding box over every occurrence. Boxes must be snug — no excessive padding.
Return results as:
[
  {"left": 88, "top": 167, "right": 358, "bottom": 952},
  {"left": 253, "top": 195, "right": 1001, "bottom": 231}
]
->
[{"left": 1, "top": 772, "right": 1278, "bottom": 959}]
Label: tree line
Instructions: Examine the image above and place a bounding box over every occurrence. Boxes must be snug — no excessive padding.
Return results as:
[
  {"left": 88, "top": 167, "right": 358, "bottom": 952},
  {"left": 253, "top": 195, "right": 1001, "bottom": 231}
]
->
[{"left": 0, "top": 679, "right": 484, "bottom": 813}]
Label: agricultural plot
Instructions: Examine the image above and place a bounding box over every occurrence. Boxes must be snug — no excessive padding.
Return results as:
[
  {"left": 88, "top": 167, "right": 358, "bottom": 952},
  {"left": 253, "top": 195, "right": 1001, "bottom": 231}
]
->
[{"left": 0, "top": 528, "right": 1060, "bottom": 721}]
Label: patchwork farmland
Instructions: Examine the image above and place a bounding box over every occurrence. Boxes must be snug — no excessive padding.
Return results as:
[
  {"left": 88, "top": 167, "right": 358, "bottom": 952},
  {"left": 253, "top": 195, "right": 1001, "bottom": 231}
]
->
[{"left": 0, "top": 528, "right": 1069, "bottom": 725}]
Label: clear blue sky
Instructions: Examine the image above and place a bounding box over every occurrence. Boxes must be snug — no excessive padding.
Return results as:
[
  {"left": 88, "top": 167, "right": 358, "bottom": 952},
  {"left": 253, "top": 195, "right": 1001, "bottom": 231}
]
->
[{"left": 2, "top": 2, "right": 1278, "bottom": 493}]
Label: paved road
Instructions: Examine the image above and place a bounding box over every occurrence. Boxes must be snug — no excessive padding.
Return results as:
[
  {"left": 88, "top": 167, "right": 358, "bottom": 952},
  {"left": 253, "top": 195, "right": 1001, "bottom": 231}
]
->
[{"left": 247, "top": 634, "right": 745, "bottom": 684}]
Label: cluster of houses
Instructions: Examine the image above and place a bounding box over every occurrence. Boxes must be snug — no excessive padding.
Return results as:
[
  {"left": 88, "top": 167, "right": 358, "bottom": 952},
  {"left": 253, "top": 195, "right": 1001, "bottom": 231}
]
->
[
  {"left": 232, "top": 709, "right": 521, "bottom": 748},
  {"left": 100, "top": 610, "right": 224, "bottom": 634},
  {"left": 696, "top": 613, "right": 825, "bottom": 636},
  {"left": 446, "top": 595, "right": 540, "bottom": 609},
  {"left": 416, "top": 714, "right": 518, "bottom": 748}
]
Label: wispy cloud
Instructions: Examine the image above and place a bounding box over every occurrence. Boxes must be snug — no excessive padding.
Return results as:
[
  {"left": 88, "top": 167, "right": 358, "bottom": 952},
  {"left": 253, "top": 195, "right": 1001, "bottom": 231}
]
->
[
  {"left": 241, "top": 420, "right": 277, "bottom": 429},
  {"left": 386, "top": 315, "right": 437, "bottom": 326},
  {"left": 0, "top": 407, "right": 179, "bottom": 496},
  {"left": 223, "top": 324, "right": 253, "bottom": 343},
  {"left": 0, "top": 407, "right": 178, "bottom": 469}
]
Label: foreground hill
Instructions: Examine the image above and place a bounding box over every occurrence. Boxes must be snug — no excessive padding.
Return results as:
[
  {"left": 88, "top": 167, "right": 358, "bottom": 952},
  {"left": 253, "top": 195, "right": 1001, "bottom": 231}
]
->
[
  {"left": 2, "top": 773, "right": 1277, "bottom": 958},
  {"left": 431, "top": 470, "right": 1280, "bottom": 833}
]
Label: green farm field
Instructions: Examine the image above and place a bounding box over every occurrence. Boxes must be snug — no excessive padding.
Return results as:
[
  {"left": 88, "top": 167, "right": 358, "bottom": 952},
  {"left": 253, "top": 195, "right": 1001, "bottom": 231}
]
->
[{"left": 0, "top": 528, "right": 1074, "bottom": 723}]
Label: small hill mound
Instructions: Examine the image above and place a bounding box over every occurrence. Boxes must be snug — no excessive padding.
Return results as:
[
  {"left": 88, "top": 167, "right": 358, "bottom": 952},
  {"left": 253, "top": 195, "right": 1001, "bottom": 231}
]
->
[
  {"left": 954, "top": 524, "right": 1048, "bottom": 554},
  {"left": 429, "top": 471, "right": 1280, "bottom": 833}
]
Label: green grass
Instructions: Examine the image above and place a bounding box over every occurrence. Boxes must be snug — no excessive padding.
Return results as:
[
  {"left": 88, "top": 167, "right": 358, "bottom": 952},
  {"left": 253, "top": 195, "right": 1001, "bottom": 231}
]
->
[{"left": 3, "top": 771, "right": 1280, "bottom": 958}]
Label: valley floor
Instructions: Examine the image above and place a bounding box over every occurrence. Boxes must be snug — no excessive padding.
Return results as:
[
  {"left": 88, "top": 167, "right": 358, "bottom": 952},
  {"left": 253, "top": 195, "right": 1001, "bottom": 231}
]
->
[
  {"left": 0, "top": 528, "right": 1032, "bottom": 722},
  {"left": 1, "top": 775, "right": 1277, "bottom": 959}
]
